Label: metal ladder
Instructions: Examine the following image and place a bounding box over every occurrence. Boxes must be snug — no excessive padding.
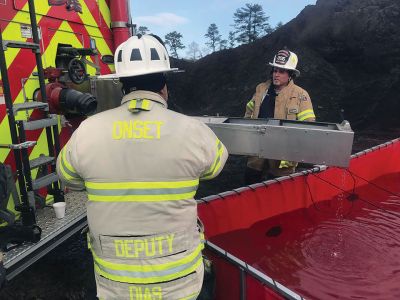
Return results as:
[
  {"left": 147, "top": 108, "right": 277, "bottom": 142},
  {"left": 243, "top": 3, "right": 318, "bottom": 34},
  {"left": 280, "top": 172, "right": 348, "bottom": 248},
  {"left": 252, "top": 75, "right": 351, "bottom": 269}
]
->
[{"left": 0, "top": 0, "right": 64, "bottom": 227}]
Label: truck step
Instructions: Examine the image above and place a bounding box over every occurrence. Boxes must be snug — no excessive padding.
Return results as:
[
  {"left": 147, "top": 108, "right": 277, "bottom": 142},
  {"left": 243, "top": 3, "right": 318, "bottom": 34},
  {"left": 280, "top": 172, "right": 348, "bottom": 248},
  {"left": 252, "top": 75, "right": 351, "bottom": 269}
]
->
[
  {"left": 0, "top": 141, "right": 37, "bottom": 149},
  {"left": 2, "top": 40, "right": 40, "bottom": 52},
  {"left": 23, "top": 114, "right": 58, "bottom": 131},
  {"left": 13, "top": 102, "right": 48, "bottom": 114},
  {"left": 29, "top": 155, "right": 55, "bottom": 170},
  {"left": 32, "top": 173, "right": 59, "bottom": 190},
  {"left": 3, "top": 191, "right": 88, "bottom": 281}
]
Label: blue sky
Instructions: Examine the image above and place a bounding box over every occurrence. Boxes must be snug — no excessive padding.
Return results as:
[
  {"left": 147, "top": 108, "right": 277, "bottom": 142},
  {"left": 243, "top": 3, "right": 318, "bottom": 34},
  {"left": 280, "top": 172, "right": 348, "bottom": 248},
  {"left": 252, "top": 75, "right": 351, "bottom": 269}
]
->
[{"left": 130, "top": 0, "right": 317, "bottom": 57}]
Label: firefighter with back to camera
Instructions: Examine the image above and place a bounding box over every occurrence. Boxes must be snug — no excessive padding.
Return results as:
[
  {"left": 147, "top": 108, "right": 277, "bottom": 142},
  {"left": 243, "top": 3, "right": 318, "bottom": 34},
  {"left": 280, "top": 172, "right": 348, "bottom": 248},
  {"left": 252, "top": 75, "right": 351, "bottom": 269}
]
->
[{"left": 56, "top": 34, "right": 228, "bottom": 299}]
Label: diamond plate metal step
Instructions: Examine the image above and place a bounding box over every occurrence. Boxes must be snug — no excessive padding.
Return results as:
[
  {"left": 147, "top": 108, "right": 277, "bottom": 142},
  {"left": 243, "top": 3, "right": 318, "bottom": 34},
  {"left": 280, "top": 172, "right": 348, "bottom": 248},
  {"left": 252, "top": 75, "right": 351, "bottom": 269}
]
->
[
  {"left": 13, "top": 101, "right": 48, "bottom": 114},
  {"left": 29, "top": 155, "right": 55, "bottom": 170},
  {"left": 0, "top": 141, "right": 37, "bottom": 149},
  {"left": 32, "top": 173, "right": 59, "bottom": 190},
  {"left": 3, "top": 192, "right": 88, "bottom": 281},
  {"left": 2, "top": 40, "right": 40, "bottom": 51},
  {"left": 23, "top": 114, "right": 58, "bottom": 131}
]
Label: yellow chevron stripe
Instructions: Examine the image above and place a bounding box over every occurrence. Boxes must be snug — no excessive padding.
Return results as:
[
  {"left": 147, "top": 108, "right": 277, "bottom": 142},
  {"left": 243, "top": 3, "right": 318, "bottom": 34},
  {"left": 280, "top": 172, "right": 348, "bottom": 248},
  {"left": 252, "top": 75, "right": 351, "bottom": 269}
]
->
[
  {"left": 16, "top": 0, "right": 97, "bottom": 26},
  {"left": 1, "top": 3, "right": 112, "bottom": 212},
  {"left": 98, "top": 0, "right": 111, "bottom": 29},
  {"left": 3, "top": 2, "right": 49, "bottom": 67},
  {"left": 79, "top": 27, "right": 113, "bottom": 73},
  {"left": 0, "top": 21, "right": 84, "bottom": 162},
  {"left": 83, "top": 25, "right": 112, "bottom": 54},
  {"left": 89, "top": 35, "right": 113, "bottom": 60},
  {"left": 3, "top": 1, "right": 30, "bottom": 64},
  {"left": 0, "top": 123, "right": 12, "bottom": 162},
  {"left": 87, "top": 35, "right": 115, "bottom": 72},
  {"left": 34, "top": 0, "right": 53, "bottom": 13},
  {"left": 74, "top": 1, "right": 113, "bottom": 73},
  {"left": 79, "top": 0, "right": 103, "bottom": 31}
]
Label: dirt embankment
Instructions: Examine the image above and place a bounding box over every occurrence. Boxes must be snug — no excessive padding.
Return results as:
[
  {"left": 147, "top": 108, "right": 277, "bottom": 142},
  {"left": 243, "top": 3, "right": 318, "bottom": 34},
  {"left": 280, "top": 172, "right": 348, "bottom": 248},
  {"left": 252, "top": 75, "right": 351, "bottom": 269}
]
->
[{"left": 168, "top": 0, "right": 400, "bottom": 130}]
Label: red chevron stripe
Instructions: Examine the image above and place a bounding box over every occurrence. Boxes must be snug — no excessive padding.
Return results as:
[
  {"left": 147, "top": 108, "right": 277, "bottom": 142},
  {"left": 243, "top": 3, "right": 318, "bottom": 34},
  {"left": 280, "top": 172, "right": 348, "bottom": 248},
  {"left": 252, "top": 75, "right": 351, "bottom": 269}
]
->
[
  {"left": 2, "top": 2, "right": 114, "bottom": 169},
  {"left": 0, "top": 12, "right": 63, "bottom": 125},
  {"left": 0, "top": 0, "right": 28, "bottom": 118},
  {"left": 81, "top": 0, "right": 114, "bottom": 51},
  {"left": 2, "top": 7, "right": 63, "bottom": 167},
  {"left": 0, "top": 0, "right": 28, "bottom": 22}
]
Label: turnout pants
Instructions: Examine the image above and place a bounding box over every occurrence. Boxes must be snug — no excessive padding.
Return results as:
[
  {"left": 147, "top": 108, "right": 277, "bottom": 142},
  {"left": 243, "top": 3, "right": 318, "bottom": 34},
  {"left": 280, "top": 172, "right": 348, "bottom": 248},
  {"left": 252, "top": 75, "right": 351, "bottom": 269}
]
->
[{"left": 96, "top": 264, "right": 204, "bottom": 300}]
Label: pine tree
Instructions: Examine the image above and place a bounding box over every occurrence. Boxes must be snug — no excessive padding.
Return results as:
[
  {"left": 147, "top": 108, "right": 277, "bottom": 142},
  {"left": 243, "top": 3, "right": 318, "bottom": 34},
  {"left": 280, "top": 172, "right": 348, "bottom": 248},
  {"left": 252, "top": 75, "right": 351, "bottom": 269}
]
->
[
  {"left": 233, "top": 3, "right": 271, "bottom": 44},
  {"left": 137, "top": 26, "right": 150, "bottom": 35},
  {"left": 219, "top": 39, "right": 228, "bottom": 51},
  {"left": 164, "top": 31, "right": 185, "bottom": 58},
  {"left": 186, "top": 42, "right": 202, "bottom": 61},
  {"left": 275, "top": 21, "right": 283, "bottom": 31},
  {"left": 205, "top": 23, "right": 221, "bottom": 52},
  {"left": 228, "top": 31, "right": 235, "bottom": 48}
]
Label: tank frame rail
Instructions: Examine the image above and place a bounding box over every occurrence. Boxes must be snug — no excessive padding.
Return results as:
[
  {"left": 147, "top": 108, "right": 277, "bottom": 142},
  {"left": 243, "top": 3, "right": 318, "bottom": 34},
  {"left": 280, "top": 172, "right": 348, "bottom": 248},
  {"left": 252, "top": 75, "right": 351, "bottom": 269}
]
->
[
  {"left": 194, "top": 117, "right": 354, "bottom": 167},
  {"left": 205, "top": 240, "right": 305, "bottom": 300},
  {"left": 3, "top": 191, "right": 87, "bottom": 281}
]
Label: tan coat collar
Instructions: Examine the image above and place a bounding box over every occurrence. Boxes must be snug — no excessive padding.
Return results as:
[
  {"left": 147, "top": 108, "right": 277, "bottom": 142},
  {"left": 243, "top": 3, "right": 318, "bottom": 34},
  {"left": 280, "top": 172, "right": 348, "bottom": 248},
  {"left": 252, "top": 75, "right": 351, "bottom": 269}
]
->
[
  {"left": 121, "top": 90, "right": 168, "bottom": 108},
  {"left": 274, "top": 79, "right": 295, "bottom": 95}
]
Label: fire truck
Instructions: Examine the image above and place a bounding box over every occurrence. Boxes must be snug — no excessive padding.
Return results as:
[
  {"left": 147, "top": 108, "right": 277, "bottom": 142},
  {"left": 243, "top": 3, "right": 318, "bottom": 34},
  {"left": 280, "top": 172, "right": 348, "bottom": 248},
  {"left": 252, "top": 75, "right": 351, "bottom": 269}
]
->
[
  {"left": 0, "top": 0, "right": 131, "bottom": 285},
  {"left": 0, "top": 1, "right": 356, "bottom": 299}
]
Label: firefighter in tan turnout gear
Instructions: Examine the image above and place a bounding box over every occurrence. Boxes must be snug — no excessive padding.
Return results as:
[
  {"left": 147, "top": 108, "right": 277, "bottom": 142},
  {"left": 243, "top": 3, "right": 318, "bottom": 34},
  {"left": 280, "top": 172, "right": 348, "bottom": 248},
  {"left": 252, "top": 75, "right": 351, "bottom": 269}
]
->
[
  {"left": 56, "top": 34, "right": 228, "bottom": 300},
  {"left": 244, "top": 49, "right": 316, "bottom": 184}
]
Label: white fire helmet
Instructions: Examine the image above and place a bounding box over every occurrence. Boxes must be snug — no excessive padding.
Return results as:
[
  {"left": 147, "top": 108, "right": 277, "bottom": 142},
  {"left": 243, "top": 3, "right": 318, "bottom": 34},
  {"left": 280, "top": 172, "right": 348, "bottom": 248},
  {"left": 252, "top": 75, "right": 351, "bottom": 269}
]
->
[
  {"left": 269, "top": 49, "right": 300, "bottom": 77},
  {"left": 99, "top": 35, "right": 179, "bottom": 79}
]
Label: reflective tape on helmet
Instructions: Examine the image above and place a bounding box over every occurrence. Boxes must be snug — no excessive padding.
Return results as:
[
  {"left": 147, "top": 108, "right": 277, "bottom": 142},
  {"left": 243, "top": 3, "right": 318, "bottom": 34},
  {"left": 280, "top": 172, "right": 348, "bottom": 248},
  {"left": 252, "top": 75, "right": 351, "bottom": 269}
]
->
[
  {"left": 201, "top": 139, "right": 224, "bottom": 180},
  {"left": 297, "top": 109, "right": 315, "bottom": 121},
  {"left": 91, "top": 243, "right": 203, "bottom": 284},
  {"left": 85, "top": 179, "right": 199, "bottom": 202}
]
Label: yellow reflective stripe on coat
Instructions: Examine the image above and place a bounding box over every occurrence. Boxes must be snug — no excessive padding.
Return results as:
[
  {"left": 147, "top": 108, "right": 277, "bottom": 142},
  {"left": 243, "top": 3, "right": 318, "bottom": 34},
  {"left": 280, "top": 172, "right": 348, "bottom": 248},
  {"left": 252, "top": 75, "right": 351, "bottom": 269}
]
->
[
  {"left": 128, "top": 99, "right": 153, "bottom": 112},
  {"left": 297, "top": 109, "right": 315, "bottom": 121},
  {"left": 85, "top": 179, "right": 199, "bottom": 202},
  {"left": 91, "top": 243, "right": 203, "bottom": 284},
  {"left": 200, "top": 232, "right": 205, "bottom": 250},
  {"left": 59, "top": 148, "right": 80, "bottom": 180},
  {"left": 246, "top": 100, "right": 255, "bottom": 110},
  {"left": 201, "top": 139, "right": 224, "bottom": 180},
  {"left": 279, "top": 160, "right": 296, "bottom": 168}
]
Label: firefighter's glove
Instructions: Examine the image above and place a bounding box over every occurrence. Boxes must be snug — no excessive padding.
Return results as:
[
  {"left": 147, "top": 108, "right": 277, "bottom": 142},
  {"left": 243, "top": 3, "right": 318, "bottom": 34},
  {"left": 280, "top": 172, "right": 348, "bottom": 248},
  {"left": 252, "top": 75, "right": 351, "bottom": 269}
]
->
[{"left": 279, "top": 160, "right": 296, "bottom": 169}]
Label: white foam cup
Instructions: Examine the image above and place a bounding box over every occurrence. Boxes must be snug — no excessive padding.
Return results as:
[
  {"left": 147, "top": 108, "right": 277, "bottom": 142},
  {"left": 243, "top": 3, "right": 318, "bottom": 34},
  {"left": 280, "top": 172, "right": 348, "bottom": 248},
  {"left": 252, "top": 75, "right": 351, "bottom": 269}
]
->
[{"left": 53, "top": 202, "right": 66, "bottom": 219}]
